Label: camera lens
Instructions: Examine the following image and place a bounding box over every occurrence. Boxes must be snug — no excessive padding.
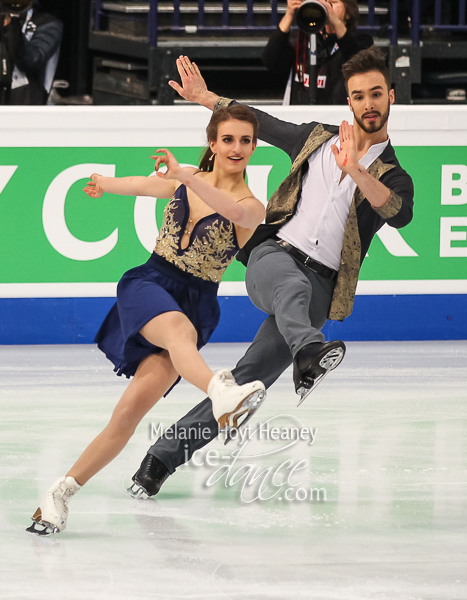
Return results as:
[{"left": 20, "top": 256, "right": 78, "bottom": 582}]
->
[
  {"left": 296, "top": 0, "right": 327, "bottom": 34},
  {"left": 1, "top": 0, "right": 31, "bottom": 12}
]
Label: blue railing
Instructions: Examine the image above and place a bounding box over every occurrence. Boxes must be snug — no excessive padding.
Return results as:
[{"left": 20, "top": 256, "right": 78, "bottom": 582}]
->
[
  {"left": 357, "top": 0, "right": 398, "bottom": 46},
  {"left": 93, "top": 0, "right": 467, "bottom": 49},
  {"left": 146, "top": 0, "right": 281, "bottom": 46},
  {"left": 411, "top": 0, "right": 467, "bottom": 44},
  {"left": 93, "top": 1, "right": 398, "bottom": 48}
]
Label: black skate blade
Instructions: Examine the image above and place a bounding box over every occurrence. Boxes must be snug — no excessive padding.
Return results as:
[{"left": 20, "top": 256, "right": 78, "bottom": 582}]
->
[
  {"left": 223, "top": 389, "right": 266, "bottom": 445},
  {"left": 297, "top": 373, "right": 327, "bottom": 406},
  {"left": 26, "top": 520, "right": 58, "bottom": 536},
  {"left": 296, "top": 345, "right": 346, "bottom": 406},
  {"left": 319, "top": 345, "right": 345, "bottom": 371},
  {"left": 126, "top": 482, "right": 149, "bottom": 500}
]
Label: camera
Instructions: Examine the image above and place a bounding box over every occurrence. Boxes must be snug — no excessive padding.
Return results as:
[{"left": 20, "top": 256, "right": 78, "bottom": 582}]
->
[
  {"left": 0, "top": 0, "right": 32, "bottom": 17},
  {"left": 296, "top": 0, "right": 327, "bottom": 34}
]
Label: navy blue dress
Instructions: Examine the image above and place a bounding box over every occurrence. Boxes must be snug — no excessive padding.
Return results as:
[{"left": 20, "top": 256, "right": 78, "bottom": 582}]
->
[{"left": 94, "top": 184, "right": 240, "bottom": 380}]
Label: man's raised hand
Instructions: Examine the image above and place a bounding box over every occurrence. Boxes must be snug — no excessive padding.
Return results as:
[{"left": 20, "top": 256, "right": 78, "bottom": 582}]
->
[
  {"left": 168, "top": 56, "right": 218, "bottom": 109},
  {"left": 331, "top": 121, "right": 359, "bottom": 173}
]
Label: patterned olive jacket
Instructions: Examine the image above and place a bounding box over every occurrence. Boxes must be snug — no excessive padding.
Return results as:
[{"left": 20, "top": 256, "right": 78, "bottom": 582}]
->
[{"left": 215, "top": 98, "right": 414, "bottom": 321}]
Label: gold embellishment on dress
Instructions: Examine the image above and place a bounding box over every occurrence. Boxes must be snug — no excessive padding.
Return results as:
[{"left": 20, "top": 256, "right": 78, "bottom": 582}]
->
[
  {"left": 155, "top": 197, "right": 238, "bottom": 283},
  {"left": 184, "top": 217, "right": 194, "bottom": 236}
]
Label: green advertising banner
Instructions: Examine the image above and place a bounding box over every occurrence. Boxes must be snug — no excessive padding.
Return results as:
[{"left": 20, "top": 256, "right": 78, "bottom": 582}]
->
[
  {"left": 362, "top": 145, "right": 467, "bottom": 281},
  {"left": 0, "top": 106, "right": 466, "bottom": 297},
  {"left": 0, "top": 145, "right": 289, "bottom": 286}
]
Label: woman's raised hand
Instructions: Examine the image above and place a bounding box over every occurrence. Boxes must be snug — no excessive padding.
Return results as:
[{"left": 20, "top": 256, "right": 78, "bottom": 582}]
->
[
  {"left": 151, "top": 148, "right": 182, "bottom": 181},
  {"left": 83, "top": 173, "right": 104, "bottom": 198}
]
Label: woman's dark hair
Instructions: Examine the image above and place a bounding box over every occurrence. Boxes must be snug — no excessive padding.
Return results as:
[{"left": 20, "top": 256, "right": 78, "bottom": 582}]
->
[
  {"left": 342, "top": 0, "right": 359, "bottom": 33},
  {"left": 199, "top": 104, "right": 259, "bottom": 173}
]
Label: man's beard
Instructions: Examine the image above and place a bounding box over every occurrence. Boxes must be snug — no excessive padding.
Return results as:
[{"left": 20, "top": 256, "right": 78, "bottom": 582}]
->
[{"left": 354, "top": 100, "right": 390, "bottom": 134}]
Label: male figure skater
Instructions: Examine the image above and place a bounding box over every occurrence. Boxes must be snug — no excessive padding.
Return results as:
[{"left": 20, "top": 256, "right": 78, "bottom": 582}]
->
[{"left": 128, "top": 47, "right": 414, "bottom": 497}]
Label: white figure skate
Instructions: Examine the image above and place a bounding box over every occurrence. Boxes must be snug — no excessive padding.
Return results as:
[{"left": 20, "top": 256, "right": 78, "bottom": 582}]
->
[
  {"left": 208, "top": 369, "right": 266, "bottom": 445},
  {"left": 26, "top": 476, "right": 81, "bottom": 536}
]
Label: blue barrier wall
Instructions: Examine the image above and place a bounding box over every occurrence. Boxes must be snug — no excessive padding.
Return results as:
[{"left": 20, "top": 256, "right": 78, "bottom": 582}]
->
[{"left": 1, "top": 295, "right": 465, "bottom": 345}]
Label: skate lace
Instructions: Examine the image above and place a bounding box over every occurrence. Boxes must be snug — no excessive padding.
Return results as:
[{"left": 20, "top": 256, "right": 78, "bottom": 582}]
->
[
  {"left": 54, "top": 483, "right": 75, "bottom": 504},
  {"left": 219, "top": 372, "right": 235, "bottom": 386}
]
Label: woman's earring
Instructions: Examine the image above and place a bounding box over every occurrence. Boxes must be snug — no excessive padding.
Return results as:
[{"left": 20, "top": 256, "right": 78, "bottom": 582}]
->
[{"left": 209, "top": 153, "right": 215, "bottom": 162}]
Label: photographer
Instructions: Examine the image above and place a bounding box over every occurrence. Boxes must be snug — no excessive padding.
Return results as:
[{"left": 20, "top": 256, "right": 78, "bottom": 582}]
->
[
  {"left": 262, "top": 0, "right": 373, "bottom": 105},
  {"left": 0, "top": 0, "right": 62, "bottom": 104}
]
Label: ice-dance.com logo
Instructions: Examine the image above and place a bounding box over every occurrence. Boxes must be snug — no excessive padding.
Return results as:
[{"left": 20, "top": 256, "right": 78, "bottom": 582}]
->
[{"left": 149, "top": 415, "right": 327, "bottom": 504}]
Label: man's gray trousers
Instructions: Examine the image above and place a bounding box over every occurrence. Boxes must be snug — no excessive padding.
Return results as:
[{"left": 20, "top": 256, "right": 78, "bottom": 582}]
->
[{"left": 148, "top": 239, "right": 335, "bottom": 473}]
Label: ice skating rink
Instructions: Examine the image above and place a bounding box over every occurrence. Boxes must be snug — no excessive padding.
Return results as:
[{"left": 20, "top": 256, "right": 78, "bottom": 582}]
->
[{"left": 1, "top": 341, "right": 466, "bottom": 600}]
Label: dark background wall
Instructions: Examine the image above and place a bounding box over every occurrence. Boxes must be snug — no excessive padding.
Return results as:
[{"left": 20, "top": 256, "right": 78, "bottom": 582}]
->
[{"left": 39, "top": 0, "right": 92, "bottom": 96}]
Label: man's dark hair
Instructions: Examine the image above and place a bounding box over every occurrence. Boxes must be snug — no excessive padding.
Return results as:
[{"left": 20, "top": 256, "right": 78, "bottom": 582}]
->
[{"left": 342, "top": 46, "right": 391, "bottom": 93}]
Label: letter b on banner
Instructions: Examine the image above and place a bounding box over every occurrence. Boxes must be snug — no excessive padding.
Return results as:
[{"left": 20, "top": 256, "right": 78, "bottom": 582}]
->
[{"left": 441, "top": 165, "right": 467, "bottom": 205}]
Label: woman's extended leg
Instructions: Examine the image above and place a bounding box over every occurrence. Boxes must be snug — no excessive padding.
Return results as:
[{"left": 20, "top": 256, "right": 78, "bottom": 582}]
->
[
  {"left": 66, "top": 312, "right": 210, "bottom": 488},
  {"left": 139, "top": 311, "right": 214, "bottom": 393},
  {"left": 27, "top": 313, "right": 264, "bottom": 536},
  {"left": 140, "top": 311, "right": 266, "bottom": 429},
  {"left": 69, "top": 312, "right": 210, "bottom": 488},
  {"left": 67, "top": 350, "right": 178, "bottom": 486},
  {"left": 28, "top": 350, "right": 179, "bottom": 535}
]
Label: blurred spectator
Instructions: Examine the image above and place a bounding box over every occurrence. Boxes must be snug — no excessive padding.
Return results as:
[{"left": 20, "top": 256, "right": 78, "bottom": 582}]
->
[
  {"left": 0, "top": 0, "right": 62, "bottom": 104},
  {"left": 262, "top": 0, "right": 373, "bottom": 105}
]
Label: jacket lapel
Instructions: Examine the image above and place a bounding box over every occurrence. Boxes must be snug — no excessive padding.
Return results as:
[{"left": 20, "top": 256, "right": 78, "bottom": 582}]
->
[
  {"left": 266, "top": 125, "right": 335, "bottom": 225},
  {"left": 329, "top": 159, "right": 396, "bottom": 320}
]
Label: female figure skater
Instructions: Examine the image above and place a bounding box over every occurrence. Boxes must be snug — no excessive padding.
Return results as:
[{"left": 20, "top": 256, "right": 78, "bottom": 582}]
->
[{"left": 27, "top": 104, "right": 266, "bottom": 536}]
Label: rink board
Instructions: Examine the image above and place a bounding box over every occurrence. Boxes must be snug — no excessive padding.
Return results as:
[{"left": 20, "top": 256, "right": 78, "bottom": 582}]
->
[
  {"left": 0, "top": 294, "right": 466, "bottom": 344},
  {"left": 0, "top": 105, "right": 466, "bottom": 343}
]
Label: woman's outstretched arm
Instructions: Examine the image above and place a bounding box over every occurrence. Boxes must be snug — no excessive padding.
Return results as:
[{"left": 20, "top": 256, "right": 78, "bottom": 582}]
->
[
  {"left": 82, "top": 169, "right": 185, "bottom": 200},
  {"left": 154, "top": 148, "right": 265, "bottom": 229}
]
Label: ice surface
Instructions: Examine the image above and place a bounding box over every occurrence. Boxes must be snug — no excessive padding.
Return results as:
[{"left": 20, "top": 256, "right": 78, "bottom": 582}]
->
[{"left": 0, "top": 341, "right": 466, "bottom": 599}]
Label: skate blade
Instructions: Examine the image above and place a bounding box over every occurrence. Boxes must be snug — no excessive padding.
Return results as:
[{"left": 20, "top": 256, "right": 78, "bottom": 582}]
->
[
  {"left": 26, "top": 518, "right": 59, "bottom": 536},
  {"left": 222, "top": 389, "right": 266, "bottom": 445},
  {"left": 320, "top": 346, "right": 345, "bottom": 371},
  {"left": 126, "top": 482, "right": 149, "bottom": 500},
  {"left": 297, "top": 372, "right": 326, "bottom": 406}
]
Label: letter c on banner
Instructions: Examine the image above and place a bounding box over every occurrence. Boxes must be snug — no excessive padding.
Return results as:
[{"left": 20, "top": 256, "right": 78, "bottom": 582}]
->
[
  {"left": 134, "top": 171, "right": 160, "bottom": 252},
  {"left": 42, "top": 163, "right": 118, "bottom": 261}
]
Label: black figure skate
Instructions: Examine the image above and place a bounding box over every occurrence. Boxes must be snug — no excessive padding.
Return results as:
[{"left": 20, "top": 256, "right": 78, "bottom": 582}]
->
[
  {"left": 293, "top": 340, "right": 346, "bottom": 406},
  {"left": 127, "top": 454, "right": 170, "bottom": 499}
]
